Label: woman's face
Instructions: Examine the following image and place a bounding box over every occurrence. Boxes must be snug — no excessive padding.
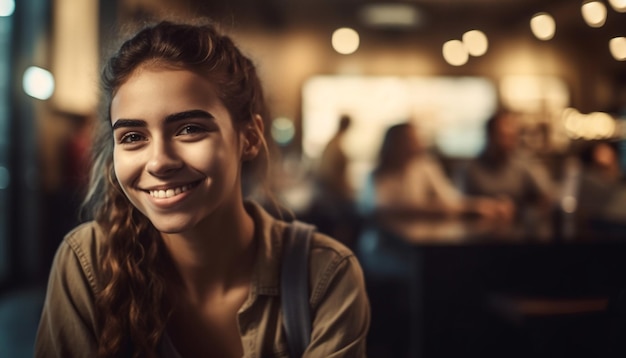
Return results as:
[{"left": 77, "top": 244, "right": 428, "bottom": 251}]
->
[{"left": 110, "top": 66, "right": 245, "bottom": 234}]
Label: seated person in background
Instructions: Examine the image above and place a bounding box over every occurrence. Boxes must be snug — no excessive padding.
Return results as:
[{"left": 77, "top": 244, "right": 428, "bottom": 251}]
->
[
  {"left": 355, "top": 121, "right": 512, "bottom": 281},
  {"left": 463, "top": 110, "right": 554, "bottom": 232},
  {"left": 576, "top": 140, "right": 626, "bottom": 235},
  {"left": 580, "top": 140, "right": 622, "bottom": 183},
  {"left": 359, "top": 122, "right": 512, "bottom": 231}
]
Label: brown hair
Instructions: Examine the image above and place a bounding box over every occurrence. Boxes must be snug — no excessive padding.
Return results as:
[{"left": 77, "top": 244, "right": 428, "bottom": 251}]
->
[
  {"left": 373, "top": 122, "right": 418, "bottom": 177},
  {"left": 82, "top": 19, "right": 270, "bottom": 357}
]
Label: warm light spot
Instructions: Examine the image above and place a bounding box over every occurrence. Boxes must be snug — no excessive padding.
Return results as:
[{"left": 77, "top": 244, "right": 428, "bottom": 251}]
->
[
  {"left": 563, "top": 108, "right": 616, "bottom": 140},
  {"left": 581, "top": 1, "right": 607, "bottom": 28},
  {"left": 530, "top": 13, "right": 556, "bottom": 40},
  {"left": 590, "top": 112, "right": 617, "bottom": 138},
  {"left": 0, "top": 0, "right": 15, "bottom": 17},
  {"left": 442, "top": 40, "right": 468, "bottom": 66},
  {"left": 271, "top": 117, "right": 296, "bottom": 146},
  {"left": 332, "top": 28, "right": 360, "bottom": 55},
  {"left": 23, "top": 66, "right": 55, "bottom": 100},
  {"left": 608, "top": 0, "right": 626, "bottom": 12},
  {"left": 499, "top": 75, "right": 569, "bottom": 113},
  {"left": 609, "top": 37, "right": 626, "bottom": 61},
  {"left": 462, "top": 30, "right": 488, "bottom": 57}
]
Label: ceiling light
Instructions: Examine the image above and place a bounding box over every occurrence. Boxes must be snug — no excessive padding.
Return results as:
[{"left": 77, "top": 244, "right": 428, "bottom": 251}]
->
[
  {"left": 332, "top": 28, "right": 360, "bottom": 55},
  {"left": 442, "top": 40, "right": 468, "bottom": 66},
  {"left": 530, "top": 13, "right": 556, "bottom": 40},
  {"left": 608, "top": 0, "right": 626, "bottom": 12},
  {"left": 581, "top": 1, "right": 607, "bottom": 28},
  {"left": 609, "top": 37, "right": 626, "bottom": 61},
  {"left": 462, "top": 30, "right": 488, "bottom": 56}
]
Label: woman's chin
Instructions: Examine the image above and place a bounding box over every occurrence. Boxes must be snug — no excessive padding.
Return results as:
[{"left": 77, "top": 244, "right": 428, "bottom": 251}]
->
[{"left": 150, "top": 218, "right": 196, "bottom": 235}]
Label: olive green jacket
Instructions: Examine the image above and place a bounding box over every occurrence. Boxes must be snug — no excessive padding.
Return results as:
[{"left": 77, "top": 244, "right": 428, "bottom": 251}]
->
[{"left": 35, "top": 202, "right": 370, "bottom": 357}]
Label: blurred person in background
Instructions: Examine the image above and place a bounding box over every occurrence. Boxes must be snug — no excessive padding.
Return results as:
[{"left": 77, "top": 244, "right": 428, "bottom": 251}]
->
[
  {"left": 35, "top": 20, "right": 370, "bottom": 357},
  {"left": 355, "top": 121, "right": 513, "bottom": 278},
  {"left": 309, "top": 114, "right": 359, "bottom": 248},
  {"left": 359, "top": 121, "right": 512, "bottom": 233},
  {"left": 317, "top": 114, "right": 353, "bottom": 201},
  {"left": 463, "top": 110, "right": 554, "bottom": 237},
  {"left": 575, "top": 140, "right": 626, "bottom": 237}
]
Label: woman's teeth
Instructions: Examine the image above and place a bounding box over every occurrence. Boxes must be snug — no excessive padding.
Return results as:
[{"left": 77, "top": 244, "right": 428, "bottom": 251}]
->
[{"left": 149, "top": 183, "right": 194, "bottom": 198}]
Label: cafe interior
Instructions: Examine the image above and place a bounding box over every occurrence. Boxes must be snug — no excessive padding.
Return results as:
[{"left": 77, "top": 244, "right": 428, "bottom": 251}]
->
[{"left": 1, "top": 0, "right": 626, "bottom": 356}]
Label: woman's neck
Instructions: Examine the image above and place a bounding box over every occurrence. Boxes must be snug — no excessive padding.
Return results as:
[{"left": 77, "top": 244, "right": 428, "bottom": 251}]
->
[{"left": 160, "top": 201, "right": 257, "bottom": 303}]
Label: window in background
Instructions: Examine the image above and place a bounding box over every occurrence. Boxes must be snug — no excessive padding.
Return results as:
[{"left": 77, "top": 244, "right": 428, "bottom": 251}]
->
[{"left": 302, "top": 75, "right": 498, "bottom": 191}]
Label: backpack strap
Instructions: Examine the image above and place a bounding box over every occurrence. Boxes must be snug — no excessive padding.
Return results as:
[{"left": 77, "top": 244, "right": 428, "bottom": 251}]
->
[{"left": 281, "top": 220, "right": 315, "bottom": 357}]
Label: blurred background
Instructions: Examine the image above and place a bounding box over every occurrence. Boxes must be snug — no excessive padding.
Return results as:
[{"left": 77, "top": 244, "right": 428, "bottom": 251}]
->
[{"left": 1, "top": 0, "right": 626, "bottom": 357}]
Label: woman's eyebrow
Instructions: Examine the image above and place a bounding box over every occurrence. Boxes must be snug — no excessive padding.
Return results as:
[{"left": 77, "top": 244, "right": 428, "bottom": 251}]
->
[
  {"left": 112, "top": 119, "right": 146, "bottom": 130},
  {"left": 164, "top": 109, "right": 215, "bottom": 124},
  {"left": 112, "top": 110, "right": 215, "bottom": 130}
]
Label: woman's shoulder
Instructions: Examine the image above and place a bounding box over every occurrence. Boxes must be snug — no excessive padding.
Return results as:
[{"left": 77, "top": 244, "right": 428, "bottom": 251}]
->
[
  {"left": 307, "top": 230, "right": 365, "bottom": 306},
  {"left": 309, "top": 230, "right": 354, "bottom": 262},
  {"left": 62, "top": 221, "right": 105, "bottom": 254},
  {"left": 247, "top": 200, "right": 365, "bottom": 292},
  {"left": 52, "top": 221, "right": 105, "bottom": 292},
  {"left": 274, "top": 216, "right": 355, "bottom": 266}
]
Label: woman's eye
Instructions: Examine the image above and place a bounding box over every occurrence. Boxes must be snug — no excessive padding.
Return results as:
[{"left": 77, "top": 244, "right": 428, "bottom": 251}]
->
[
  {"left": 178, "top": 125, "right": 205, "bottom": 136},
  {"left": 119, "top": 133, "right": 146, "bottom": 144}
]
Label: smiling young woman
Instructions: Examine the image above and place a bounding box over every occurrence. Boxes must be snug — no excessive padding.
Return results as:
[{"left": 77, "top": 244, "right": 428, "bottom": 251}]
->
[{"left": 35, "top": 20, "right": 370, "bottom": 358}]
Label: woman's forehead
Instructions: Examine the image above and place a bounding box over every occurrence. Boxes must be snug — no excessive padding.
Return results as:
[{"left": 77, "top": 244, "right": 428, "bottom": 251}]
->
[
  {"left": 117, "top": 67, "right": 217, "bottom": 97},
  {"left": 110, "top": 67, "right": 229, "bottom": 121}
]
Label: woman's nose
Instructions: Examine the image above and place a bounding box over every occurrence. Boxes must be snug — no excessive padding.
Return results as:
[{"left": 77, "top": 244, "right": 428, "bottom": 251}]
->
[{"left": 146, "top": 140, "right": 183, "bottom": 176}]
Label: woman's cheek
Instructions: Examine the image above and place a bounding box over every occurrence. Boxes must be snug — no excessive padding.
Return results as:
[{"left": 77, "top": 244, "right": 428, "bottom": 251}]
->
[
  {"left": 113, "top": 151, "right": 141, "bottom": 186},
  {"left": 186, "top": 142, "right": 224, "bottom": 172}
]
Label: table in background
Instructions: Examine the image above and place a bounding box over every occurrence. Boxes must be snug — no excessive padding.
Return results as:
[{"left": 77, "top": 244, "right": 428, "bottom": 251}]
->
[{"left": 359, "top": 217, "right": 626, "bottom": 358}]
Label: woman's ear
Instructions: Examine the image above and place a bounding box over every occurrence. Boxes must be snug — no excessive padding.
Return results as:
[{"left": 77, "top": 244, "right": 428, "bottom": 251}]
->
[{"left": 241, "top": 114, "right": 265, "bottom": 161}]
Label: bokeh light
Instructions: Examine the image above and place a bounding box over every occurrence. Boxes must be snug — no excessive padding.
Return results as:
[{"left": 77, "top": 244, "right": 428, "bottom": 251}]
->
[
  {"left": 581, "top": 1, "right": 607, "bottom": 28},
  {"left": 608, "top": 0, "right": 626, "bottom": 12},
  {"left": 462, "top": 30, "right": 488, "bottom": 56},
  {"left": 609, "top": 37, "right": 626, "bottom": 61},
  {"left": 530, "top": 12, "right": 556, "bottom": 40},
  {"left": 271, "top": 117, "right": 296, "bottom": 146},
  {"left": 442, "top": 39, "right": 469, "bottom": 66},
  {"left": 331, "top": 27, "right": 360, "bottom": 55},
  {"left": 23, "top": 66, "right": 55, "bottom": 100},
  {"left": 563, "top": 108, "right": 616, "bottom": 140},
  {"left": 0, "top": 0, "right": 15, "bottom": 17}
]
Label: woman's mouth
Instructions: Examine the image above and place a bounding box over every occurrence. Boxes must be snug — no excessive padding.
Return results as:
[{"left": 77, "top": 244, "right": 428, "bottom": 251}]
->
[{"left": 147, "top": 180, "right": 202, "bottom": 199}]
